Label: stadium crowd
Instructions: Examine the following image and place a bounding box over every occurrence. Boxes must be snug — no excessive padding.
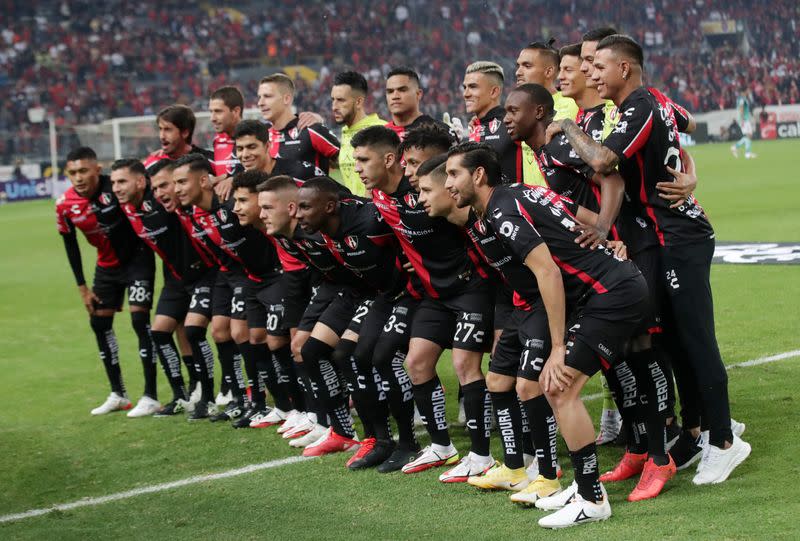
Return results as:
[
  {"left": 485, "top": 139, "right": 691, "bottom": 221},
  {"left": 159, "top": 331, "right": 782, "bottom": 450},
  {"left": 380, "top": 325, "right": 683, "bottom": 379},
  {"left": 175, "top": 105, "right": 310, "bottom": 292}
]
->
[{"left": 2, "top": 0, "right": 799, "bottom": 163}]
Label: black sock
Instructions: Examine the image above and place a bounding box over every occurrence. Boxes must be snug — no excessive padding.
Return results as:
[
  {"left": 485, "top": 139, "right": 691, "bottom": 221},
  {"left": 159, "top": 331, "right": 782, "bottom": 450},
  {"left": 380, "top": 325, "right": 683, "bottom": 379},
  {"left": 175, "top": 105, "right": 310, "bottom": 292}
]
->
[
  {"left": 232, "top": 347, "right": 246, "bottom": 401},
  {"left": 376, "top": 349, "right": 417, "bottom": 449},
  {"left": 518, "top": 395, "right": 536, "bottom": 456},
  {"left": 570, "top": 443, "right": 603, "bottom": 503},
  {"left": 182, "top": 355, "right": 198, "bottom": 391},
  {"left": 272, "top": 345, "right": 303, "bottom": 411},
  {"left": 150, "top": 330, "right": 187, "bottom": 401},
  {"left": 463, "top": 379, "right": 491, "bottom": 457},
  {"left": 240, "top": 342, "right": 266, "bottom": 409},
  {"left": 631, "top": 350, "right": 670, "bottom": 465},
  {"left": 266, "top": 349, "right": 293, "bottom": 411},
  {"left": 301, "top": 337, "right": 353, "bottom": 437},
  {"left": 294, "top": 361, "right": 315, "bottom": 415},
  {"left": 131, "top": 312, "right": 157, "bottom": 400},
  {"left": 524, "top": 395, "right": 558, "bottom": 479},
  {"left": 184, "top": 326, "right": 215, "bottom": 403},
  {"left": 609, "top": 359, "right": 646, "bottom": 454},
  {"left": 412, "top": 376, "right": 450, "bottom": 446},
  {"left": 216, "top": 340, "right": 245, "bottom": 403},
  {"left": 89, "top": 315, "right": 126, "bottom": 396},
  {"left": 491, "top": 391, "right": 524, "bottom": 469}
]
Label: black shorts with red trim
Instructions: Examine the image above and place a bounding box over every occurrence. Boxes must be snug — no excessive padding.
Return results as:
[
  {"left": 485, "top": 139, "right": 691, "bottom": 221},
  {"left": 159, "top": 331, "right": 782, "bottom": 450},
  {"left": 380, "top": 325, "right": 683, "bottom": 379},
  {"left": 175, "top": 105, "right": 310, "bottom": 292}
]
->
[
  {"left": 490, "top": 306, "right": 550, "bottom": 381},
  {"left": 156, "top": 268, "right": 216, "bottom": 321},
  {"left": 211, "top": 270, "right": 248, "bottom": 320},
  {"left": 630, "top": 246, "right": 664, "bottom": 336},
  {"left": 92, "top": 246, "right": 155, "bottom": 310},
  {"left": 410, "top": 276, "right": 493, "bottom": 352},
  {"left": 565, "top": 273, "right": 649, "bottom": 377},
  {"left": 245, "top": 277, "right": 288, "bottom": 336}
]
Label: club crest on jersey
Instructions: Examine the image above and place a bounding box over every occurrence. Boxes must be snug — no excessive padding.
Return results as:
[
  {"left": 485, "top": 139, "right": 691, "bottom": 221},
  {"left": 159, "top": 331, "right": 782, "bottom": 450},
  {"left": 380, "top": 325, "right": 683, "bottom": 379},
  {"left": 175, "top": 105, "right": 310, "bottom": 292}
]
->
[
  {"left": 218, "top": 209, "right": 227, "bottom": 222},
  {"left": 404, "top": 193, "right": 418, "bottom": 208},
  {"left": 475, "top": 220, "right": 487, "bottom": 235},
  {"left": 344, "top": 235, "right": 359, "bottom": 250},
  {"left": 99, "top": 193, "right": 113, "bottom": 205},
  {"left": 142, "top": 200, "right": 152, "bottom": 212},
  {"left": 289, "top": 127, "right": 299, "bottom": 140},
  {"left": 488, "top": 118, "right": 501, "bottom": 134}
]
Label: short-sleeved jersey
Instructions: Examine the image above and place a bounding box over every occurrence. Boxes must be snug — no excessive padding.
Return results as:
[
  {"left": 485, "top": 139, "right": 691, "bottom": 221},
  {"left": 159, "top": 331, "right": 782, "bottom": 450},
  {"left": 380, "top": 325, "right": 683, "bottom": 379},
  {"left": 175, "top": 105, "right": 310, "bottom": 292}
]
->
[
  {"left": 191, "top": 197, "right": 280, "bottom": 282},
  {"left": 270, "top": 157, "right": 325, "bottom": 185},
  {"left": 469, "top": 106, "right": 521, "bottom": 184},
  {"left": 465, "top": 210, "right": 535, "bottom": 310},
  {"left": 372, "top": 177, "right": 476, "bottom": 299},
  {"left": 55, "top": 175, "right": 141, "bottom": 268},
  {"left": 647, "top": 87, "right": 691, "bottom": 134},
  {"left": 121, "top": 188, "right": 215, "bottom": 282},
  {"left": 386, "top": 114, "right": 455, "bottom": 142},
  {"left": 319, "top": 199, "right": 409, "bottom": 297},
  {"left": 535, "top": 134, "right": 600, "bottom": 212},
  {"left": 176, "top": 206, "right": 220, "bottom": 269},
  {"left": 339, "top": 113, "right": 388, "bottom": 196},
  {"left": 143, "top": 146, "right": 214, "bottom": 171},
  {"left": 212, "top": 132, "right": 243, "bottom": 177},
  {"left": 602, "top": 87, "right": 714, "bottom": 247},
  {"left": 268, "top": 117, "right": 340, "bottom": 175},
  {"left": 577, "top": 101, "right": 617, "bottom": 143},
  {"left": 487, "top": 184, "right": 641, "bottom": 304}
]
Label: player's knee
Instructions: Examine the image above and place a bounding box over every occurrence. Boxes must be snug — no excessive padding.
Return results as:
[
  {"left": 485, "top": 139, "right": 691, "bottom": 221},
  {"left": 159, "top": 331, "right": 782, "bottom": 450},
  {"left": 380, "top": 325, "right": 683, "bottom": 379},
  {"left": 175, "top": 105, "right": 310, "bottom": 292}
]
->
[
  {"left": 486, "top": 372, "right": 513, "bottom": 392},
  {"left": 231, "top": 324, "right": 249, "bottom": 344},
  {"left": 452, "top": 354, "right": 483, "bottom": 384},
  {"left": 290, "top": 335, "right": 307, "bottom": 361},
  {"left": 150, "top": 329, "right": 172, "bottom": 346},
  {"left": 184, "top": 325, "right": 207, "bottom": 345},
  {"left": 300, "top": 336, "right": 332, "bottom": 365},
  {"left": 405, "top": 353, "right": 433, "bottom": 382},
  {"left": 130, "top": 311, "right": 150, "bottom": 337},
  {"left": 266, "top": 335, "right": 288, "bottom": 351},
  {"left": 89, "top": 314, "right": 113, "bottom": 335},
  {"left": 332, "top": 338, "right": 358, "bottom": 370},
  {"left": 249, "top": 327, "right": 267, "bottom": 345}
]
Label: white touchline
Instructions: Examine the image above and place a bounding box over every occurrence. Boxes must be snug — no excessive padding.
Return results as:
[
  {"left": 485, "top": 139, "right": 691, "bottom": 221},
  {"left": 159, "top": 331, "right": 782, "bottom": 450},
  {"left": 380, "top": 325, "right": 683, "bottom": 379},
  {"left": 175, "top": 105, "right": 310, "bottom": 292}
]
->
[{"left": 2, "top": 348, "right": 799, "bottom": 525}]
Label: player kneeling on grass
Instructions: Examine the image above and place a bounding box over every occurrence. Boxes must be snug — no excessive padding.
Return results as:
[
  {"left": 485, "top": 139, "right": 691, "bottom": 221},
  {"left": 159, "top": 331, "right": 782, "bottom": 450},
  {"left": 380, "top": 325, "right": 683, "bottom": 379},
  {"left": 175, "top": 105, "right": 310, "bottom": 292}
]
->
[{"left": 444, "top": 141, "right": 669, "bottom": 528}]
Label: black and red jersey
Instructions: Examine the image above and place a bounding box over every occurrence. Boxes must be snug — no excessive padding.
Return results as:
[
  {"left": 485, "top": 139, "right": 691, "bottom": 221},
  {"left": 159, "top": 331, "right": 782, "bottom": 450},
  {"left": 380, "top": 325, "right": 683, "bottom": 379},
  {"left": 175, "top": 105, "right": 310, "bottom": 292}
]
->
[
  {"left": 319, "top": 198, "right": 412, "bottom": 297},
  {"left": 212, "top": 132, "right": 243, "bottom": 177},
  {"left": 386, "top": 114, "right": 456, "bottom": 142},
  {"left": 190, "top": 196, "right": 280, "bottom": 282},
  {"left": 268, "top": 117, "right": 340, "bottom": 175},
  {"left": 465, "top": 210, "right": 534, "bottom": 311},
  {"left": 576, "top": 103, "right": 608, "bottom": 143},
  {"left": 270, "top": 156, "right": 325, "bottom": 185},
  {"left": 535, "top": 134, "right": 600, "bottom": 213},
  {"left": 143, "top": 146, "right": 214, "bottom": 171},
  {"left": 55, "top": 175, "right": 141, "bottom": 268},
  {"left": 602, "top": 87, "right": 714, "bottom": 247},
  {"left": 468, "top": 106, "right": 521, "bottom": 184},
  {"left": 486, "top": 184, "right": 641, "bottom": 304},
  {"left": 121, "top": 188, "right": 214, "bottom": 282},
  {"left": 648, "top": 87, "right": 691, "bottom": 134},
  {"left": 371, "top": 177, "right": 476, "bottom": 299}
]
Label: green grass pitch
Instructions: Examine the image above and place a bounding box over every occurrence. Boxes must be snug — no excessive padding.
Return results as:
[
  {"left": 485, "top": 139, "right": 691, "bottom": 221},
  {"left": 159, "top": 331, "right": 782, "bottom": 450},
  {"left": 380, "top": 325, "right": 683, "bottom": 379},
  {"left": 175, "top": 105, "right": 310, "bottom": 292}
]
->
[{"left": 1, "top": 140, "right": 799, "bottom": 539}]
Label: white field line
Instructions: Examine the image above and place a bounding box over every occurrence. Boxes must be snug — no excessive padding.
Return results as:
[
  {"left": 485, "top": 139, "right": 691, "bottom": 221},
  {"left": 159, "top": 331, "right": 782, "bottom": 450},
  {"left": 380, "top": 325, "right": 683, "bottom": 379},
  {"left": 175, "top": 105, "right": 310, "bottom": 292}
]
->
[{"left": 2, "top": 348, "right": 799, "bottom": 524}]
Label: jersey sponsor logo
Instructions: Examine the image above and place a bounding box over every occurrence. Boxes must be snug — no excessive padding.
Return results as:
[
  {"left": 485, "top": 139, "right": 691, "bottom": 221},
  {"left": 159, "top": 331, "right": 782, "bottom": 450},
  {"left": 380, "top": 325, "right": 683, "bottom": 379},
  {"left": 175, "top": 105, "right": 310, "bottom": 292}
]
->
[
  {"left": 344, "top": 235, "right": 358, "bottom": 250},
  {"left": 403, "top": 192, "right": 418, "bottom": 208},
  {"left": 71, "top": 203, "right": 82, "bottom": 215},
  {"left": 488, "top": 118, "right": 501, "bottom": 134}
]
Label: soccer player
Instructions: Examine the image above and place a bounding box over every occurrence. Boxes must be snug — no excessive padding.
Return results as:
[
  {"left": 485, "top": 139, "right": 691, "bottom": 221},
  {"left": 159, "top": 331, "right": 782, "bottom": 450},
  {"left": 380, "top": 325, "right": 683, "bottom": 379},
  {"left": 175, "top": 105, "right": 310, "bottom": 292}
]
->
[
  {"left": 352, "top": 126, "right": 495, "bottom": 482},
  {"left": 110, "top": 159, "right": 218, "bottom": 416},
  {"left": 731, "top": 88, "right": 757, "bottom": 159},
  {"left": 332, "top": 71, "right": 387, "bottom": 196},
  {"left": 444, "top": 141, "right": 657, "bottom": 527},
  {"left": 555, "top": 34, "right": 750, "bottom": 485},
  {"left": 230, "top": 170, "right": 303, "bottom": 428},
  {"left": 257, "top": 73, "right": 340, "bottom": 173},
  {"left": 399, "top": 121, "right": 458, "bottom": 190},
  {"left": 56, "top": 147, "right": 156, "bottom": 416},
  {"left": 143, "top": 104, "right": 214, "bottom": 170},
  {"left": 515, "top": 39, "right": 579, "bottom": 186},
  {"left": 233, "top": 119, "right": 322, "bottom": 181},
  {"left": 384, "top": 67, "right": 454, "bottom": 140},
  {"left": 208, "top": 85, "right": 245, "bottom": 199},
  {"left": 416, "top": 156, "right": 560, "bottom": 502},
  {"left": 463, "top": 61, "right": 520, "bottom": 184}
]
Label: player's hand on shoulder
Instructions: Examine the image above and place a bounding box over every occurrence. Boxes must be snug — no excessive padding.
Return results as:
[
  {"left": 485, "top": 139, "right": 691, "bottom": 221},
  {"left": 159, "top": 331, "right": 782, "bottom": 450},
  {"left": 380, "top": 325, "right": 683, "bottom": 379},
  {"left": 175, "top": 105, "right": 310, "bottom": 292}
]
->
[
  {"left": 657, "top": 166, "right": 697, "bottom": 208},
  {"left": 214, "top": 176, "right": 233, "bottom": 200},
  {"left": 545, "top": 121, "right": 563, "bottom": 144},
  {"left": 571, "top": 222, "right": 608, "bottom": 250},
  {"left": 298, "top": 111, "right": 325, "bottom": 130}
]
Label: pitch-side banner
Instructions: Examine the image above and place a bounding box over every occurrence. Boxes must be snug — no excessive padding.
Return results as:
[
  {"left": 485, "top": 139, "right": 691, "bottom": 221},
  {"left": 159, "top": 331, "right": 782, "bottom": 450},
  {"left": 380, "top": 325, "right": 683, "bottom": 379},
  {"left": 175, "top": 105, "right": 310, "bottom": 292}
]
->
[{"left": 713, "top": 242, "right": 800, "bottom": 265}]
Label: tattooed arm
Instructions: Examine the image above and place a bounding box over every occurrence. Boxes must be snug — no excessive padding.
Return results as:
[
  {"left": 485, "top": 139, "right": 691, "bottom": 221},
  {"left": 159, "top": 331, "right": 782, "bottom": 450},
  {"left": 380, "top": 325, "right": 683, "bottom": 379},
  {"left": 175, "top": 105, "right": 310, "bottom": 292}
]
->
[{"left": 558, "top": 119, "right": 620, "bottom": 175}]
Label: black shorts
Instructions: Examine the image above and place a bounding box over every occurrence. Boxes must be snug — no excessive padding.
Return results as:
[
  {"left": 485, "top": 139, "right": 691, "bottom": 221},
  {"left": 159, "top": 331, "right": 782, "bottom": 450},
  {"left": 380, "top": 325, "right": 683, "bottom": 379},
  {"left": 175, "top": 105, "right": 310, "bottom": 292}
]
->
[
  {"left": 410, "top": 278, "right": 493, "bottom": 352},
  {"left": 565, "top": 274, "right": 649, "bottom": 377},
  {"left": 297, "top": 282, "right": 359, "bottom": 336},
  {"left": 211, "top": 270, "right": 248, "bottom": 320},
  {"left": 156, "top": 269, "right": 216, "bottom": 321},
  {"left": 92, "top": 248, "right": 155, "bottom": 310},
  {"left": 493, "top": 283, "right": 514, "bottom": 331},
  {"left": 490, "top": 307, "right": 550, "bottom": 381},
  {"left": 346, "top": 298, "right": 375, "bottom": 334},
  {"left": 245, "top": 278, "right": 289, "bottom": 336},
  {"left": 281, "top": 268, "right": 315, "bottom": 332},
  {"left": 631, "top": 247, "right": 664, "bottom": 336}
]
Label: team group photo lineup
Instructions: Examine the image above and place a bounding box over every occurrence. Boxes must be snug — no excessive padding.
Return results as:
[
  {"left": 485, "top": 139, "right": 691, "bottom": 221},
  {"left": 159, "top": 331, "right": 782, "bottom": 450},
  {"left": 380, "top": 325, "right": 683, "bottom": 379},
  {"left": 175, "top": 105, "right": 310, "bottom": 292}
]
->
[{"left": 6, "top": 0, "right": 798, "bottom": 537}]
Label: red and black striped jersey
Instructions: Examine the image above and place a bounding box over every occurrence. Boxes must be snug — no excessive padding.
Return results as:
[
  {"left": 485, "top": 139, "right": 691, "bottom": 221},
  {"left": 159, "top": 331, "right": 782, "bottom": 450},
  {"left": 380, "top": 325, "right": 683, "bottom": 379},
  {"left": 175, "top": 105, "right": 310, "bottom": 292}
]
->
[
  {"left": 371, "top": 177, "right": 477, "bottom": 299},
  {"left": 268, "top": 117, "right": 340, "bottom": 175},
  {"left": 55, "top": 175, "right": 142, "bottom": 268},
  {"left": 143, "top": 146, "right": 214, "bottom": 171},
  {"left": 212, "top": 132, "right": 243, "bottom": 178},
  {"left": 468, "top": 106, "right": 521, "bottom": 184},
  {"left": 535, "top": 134, "right": 600, "bottom": 213},
  {"left": 386, "top": 114, "right": 456, "bottom": 142}
]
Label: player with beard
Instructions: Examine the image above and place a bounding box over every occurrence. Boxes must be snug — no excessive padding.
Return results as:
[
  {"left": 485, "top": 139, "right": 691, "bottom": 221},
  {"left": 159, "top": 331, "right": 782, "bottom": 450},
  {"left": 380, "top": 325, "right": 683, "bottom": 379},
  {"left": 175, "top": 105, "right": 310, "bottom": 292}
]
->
[
  {"left": 554, "top": 34, "right": 750, "bottom": 487},
  {"left": 143, "top": 105, "right": 213, "bottom": 170},
  {"left": 56, "top": 147, "right": 156, "bottom": 416},
  {"left": 463, "top": 61, "right": 520, "bottom": 184},
  {"left": 352, "top": 126, "right": 495, "bottom": 483},
  {"left": 257, "top": 73, "right": 340, "bottom": 174},
  {"left": 332, "top": 71, "right": 387, "bottom": 196},
  {"left": 208, "top": 86, "right": 245, "bottom": 201},
  {"left": 384, "top": 67, "right": 455, "bottom": 141},
  {"left": 515, "top": 39, "right": 580, "bottom": 186},
  {"left": 110, "top": 159, "right": 217, "bottom": 416}
]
